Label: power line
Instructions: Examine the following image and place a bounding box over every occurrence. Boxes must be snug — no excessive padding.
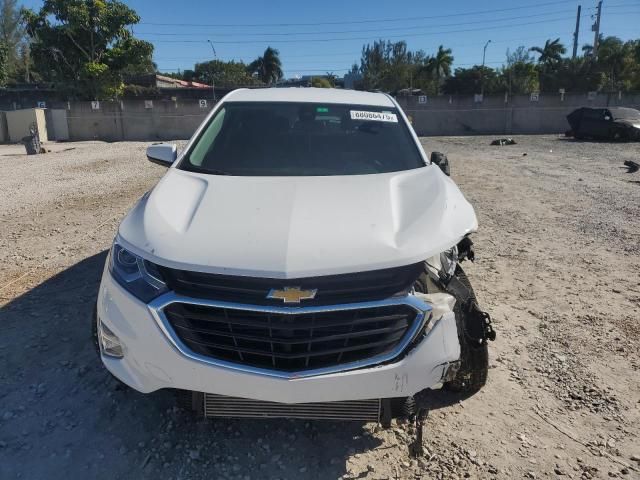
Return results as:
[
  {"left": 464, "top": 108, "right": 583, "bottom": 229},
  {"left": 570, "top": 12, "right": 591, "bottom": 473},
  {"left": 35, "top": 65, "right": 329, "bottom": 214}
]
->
[
  {"left": 158, "top": 61, "right": 514, "bottom": 74},
  {"left": 135, "top": 8, "right": 581, "bottom": 37},
  {"left": 139, "top": 0, "right": 583, "bottom": 28},
  {"left": 144, "top": 15, "right": 591, "bottom": 45},
  {"left": 599, "top": 1, "right": 640, "bottom": 9},
  {"left": 144, "top": 11, "right": 638, "bottom": 45},
  {"left": 151, "top": 32, "right": 588, "bottom": 62}
]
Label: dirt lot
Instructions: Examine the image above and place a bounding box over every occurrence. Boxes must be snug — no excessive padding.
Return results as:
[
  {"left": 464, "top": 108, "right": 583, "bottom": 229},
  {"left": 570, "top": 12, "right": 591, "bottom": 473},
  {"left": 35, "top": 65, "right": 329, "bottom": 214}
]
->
[{"left": 0, "top": 136, "right": 639, "bottom": 480}]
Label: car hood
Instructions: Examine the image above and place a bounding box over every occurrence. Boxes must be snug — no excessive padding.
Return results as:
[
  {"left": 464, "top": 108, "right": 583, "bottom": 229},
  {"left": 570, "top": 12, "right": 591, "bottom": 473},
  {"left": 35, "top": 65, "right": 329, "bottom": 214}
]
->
[{"left": 118, "top": 165, "right": 478, "bottom": 278}]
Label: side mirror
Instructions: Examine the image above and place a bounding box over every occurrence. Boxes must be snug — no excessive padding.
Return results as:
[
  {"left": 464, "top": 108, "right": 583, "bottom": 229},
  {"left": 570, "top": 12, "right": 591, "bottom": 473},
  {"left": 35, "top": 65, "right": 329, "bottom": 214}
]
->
[
  {"left": 146, "top": 143, "right": 177, "bottom": 167},
  {"left": 430, "top": 151, "right": 450, "bottom": 176}
]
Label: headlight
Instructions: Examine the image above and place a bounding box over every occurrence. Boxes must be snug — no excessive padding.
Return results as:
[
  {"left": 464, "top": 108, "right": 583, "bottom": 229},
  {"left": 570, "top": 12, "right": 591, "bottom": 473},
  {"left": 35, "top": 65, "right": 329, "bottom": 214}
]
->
[
  {"left": 108, "top": 240, "right": 168, "bottom": 302},
  {"left": 425, "top": 246, "right": 458, "bottom": 283},
  {"left": 439, "top": 246, "right": 458, "bottom": 278}
]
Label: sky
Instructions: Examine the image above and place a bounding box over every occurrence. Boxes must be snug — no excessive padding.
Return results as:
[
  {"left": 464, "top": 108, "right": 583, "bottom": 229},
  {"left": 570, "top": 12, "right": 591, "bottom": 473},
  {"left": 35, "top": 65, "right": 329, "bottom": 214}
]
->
[{"left": 21, "top": 0, "right": 640, "bottom": 78}]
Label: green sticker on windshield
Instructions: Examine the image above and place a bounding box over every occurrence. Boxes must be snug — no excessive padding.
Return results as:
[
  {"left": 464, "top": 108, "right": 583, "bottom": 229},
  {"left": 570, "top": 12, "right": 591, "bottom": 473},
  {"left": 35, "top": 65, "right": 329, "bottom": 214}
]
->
[{"left": 316, "top": 107, "right": 329, "bottom": 113}]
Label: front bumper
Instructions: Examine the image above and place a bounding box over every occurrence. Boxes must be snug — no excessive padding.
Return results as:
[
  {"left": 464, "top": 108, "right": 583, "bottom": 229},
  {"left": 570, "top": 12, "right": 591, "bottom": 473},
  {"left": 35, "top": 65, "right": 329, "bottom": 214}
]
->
[{"left": 97, "top": 268, "right": 460, "bottom": 403}]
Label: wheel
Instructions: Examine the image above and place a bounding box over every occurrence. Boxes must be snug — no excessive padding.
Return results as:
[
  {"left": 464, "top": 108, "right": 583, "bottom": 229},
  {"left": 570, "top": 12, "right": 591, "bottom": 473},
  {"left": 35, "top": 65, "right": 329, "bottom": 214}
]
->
[
  {"left": 610, "top": 129, "right": 623, "bottom": 141},
  {"left": 444, "top": 268, "right": 489, "bottom": 394},
  {"left": 413, "top": 267, "right": 489, "bottom": 394}
]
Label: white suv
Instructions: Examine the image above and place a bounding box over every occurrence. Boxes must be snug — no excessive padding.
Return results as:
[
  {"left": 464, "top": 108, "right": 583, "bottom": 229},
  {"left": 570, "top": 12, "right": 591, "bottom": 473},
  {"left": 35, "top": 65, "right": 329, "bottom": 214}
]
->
[{"left": 94, "top": 88, "right": 494, "bottom": 423}]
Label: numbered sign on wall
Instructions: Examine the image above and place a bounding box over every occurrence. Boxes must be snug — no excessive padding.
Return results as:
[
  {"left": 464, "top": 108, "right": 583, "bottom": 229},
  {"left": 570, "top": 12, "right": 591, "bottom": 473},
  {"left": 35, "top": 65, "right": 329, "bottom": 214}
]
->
[
  {"left": 418, "top": 95, "right": 427, "bottom": 104},
  {"left": 530, "top": 92, "right": 540, "bottom": 102},
  {"left": 91, "top": 101, "right": 100, "bottom": 110},
  {"left": 37, "top": 101, "right": 46, "bottom": 108},
  {"left": 199, "top": 99, "right": 208, "bottom": 109},
  {"left": 144, "top": 100, "right": 153, "bottom": 109}
]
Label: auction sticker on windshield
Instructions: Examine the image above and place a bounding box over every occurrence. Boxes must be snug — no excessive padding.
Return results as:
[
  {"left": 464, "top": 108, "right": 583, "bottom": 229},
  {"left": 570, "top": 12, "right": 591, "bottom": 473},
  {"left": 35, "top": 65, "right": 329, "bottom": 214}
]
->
[{"left": 350, "top": 110, "right": 398, "bottom": 123}]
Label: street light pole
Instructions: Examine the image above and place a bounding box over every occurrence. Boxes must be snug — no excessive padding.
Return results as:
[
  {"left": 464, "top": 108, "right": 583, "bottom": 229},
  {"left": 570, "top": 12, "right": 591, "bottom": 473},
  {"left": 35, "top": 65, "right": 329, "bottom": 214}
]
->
[
  {"left": 207, "top": 40, "right": 217, "bottom": 102},
  {"left": 481, "top": 39, "right": 491, "bottom": 96}
]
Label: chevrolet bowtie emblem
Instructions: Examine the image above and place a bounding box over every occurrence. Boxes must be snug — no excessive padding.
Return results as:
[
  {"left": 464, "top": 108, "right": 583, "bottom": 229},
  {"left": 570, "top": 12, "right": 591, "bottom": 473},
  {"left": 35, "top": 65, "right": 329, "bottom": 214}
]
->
[{"left": 267, "top": 287, "right": 318, "bottom": 303}]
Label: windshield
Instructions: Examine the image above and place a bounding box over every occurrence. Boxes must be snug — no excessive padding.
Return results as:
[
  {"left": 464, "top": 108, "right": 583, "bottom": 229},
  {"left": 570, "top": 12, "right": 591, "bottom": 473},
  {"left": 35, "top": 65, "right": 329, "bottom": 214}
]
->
[
  {"left": 611, "top": 108, "right": 640, "bottom": 121},
  {"left": 180, "top": 101, "right": 425, "bottom": 176}
]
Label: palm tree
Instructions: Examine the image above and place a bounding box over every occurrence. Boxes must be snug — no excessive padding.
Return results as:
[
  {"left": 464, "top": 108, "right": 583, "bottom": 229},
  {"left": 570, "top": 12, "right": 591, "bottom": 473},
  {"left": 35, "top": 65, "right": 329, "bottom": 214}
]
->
[
  {"left": 417, "top": 45, "right": 453, "bottom": 94},
  {"left": 529, "top": 38, "right": 566, "bottom": 91},
  {"left": 530, "top": 38, "right": 566, "bottom": 65},
  {"left": 582, "top": 34, "right": 604, "bottom": 57},
  {"left": 325, "top": 71, "right": 337, "bottom": 87},
  {"left": 248, "top": 47, "right": 283, "bottom": 85},
  {"left": 431, "top": 45, "right": 453, "bottom": 82},
  {"left": 597, "top": 36, "right": 627, "bottom": 90}
]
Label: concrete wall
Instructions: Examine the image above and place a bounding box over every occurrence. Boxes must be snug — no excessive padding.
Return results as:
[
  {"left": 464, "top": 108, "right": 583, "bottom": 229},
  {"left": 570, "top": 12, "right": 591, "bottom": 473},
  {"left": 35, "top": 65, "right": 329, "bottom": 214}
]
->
[
  {"left": 397, "top": 92, "right": 640, "bottom": 136},
  {"left": 5, "top": 108, "right": 48, "bottom": 143},
  {"left": 33, "top": 91, "right": 640, "bottom": 142},
  {"left": 45, "top": 109, "right": 70, "bottom": 141},
  {"left": 66, "top": 99, "right": 212, "bottom": 141},
  {"left": 0, "top": 112, "right": 8, "bottom": 143}
]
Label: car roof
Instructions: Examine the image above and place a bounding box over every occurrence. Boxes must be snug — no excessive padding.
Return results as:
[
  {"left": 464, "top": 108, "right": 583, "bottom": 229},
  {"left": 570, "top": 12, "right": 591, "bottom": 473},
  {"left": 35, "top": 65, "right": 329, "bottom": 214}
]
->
[{"left": 223, "top": 87, "right": 396, "bottom": 107}]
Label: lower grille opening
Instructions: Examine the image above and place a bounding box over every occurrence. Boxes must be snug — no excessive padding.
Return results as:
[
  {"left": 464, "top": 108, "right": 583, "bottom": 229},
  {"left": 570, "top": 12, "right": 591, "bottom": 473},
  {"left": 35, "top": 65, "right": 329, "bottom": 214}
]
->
[
  {"left": 204, "top": 394, "right": 381, "bottom": 421},
  {"left": 163, "top": 303, "right": 420, "bottom": 372}
]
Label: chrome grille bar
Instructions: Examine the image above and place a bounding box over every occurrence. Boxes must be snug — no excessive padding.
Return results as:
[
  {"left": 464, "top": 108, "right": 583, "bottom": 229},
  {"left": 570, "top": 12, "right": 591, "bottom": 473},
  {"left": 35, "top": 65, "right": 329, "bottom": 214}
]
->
[{"left": 148, "top": 293, "right": 432, "bottom": 379}]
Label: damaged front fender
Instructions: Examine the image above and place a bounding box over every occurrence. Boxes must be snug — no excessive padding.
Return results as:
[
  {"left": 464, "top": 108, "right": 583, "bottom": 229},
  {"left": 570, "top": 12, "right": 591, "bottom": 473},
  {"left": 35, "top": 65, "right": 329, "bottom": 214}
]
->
[{"left": 444, "top": 274, "right": 496, "bottom": 344}]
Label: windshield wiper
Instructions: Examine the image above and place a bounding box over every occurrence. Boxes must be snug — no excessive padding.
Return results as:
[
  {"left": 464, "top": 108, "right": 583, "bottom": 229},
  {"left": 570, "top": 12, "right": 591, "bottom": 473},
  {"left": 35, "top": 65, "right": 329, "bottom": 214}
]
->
[
  {"left": 204, "top": 168, "right": 233, "bottom": 176},
  {"left": 183, "top": 164, "right": 233, "bottom": 176}
]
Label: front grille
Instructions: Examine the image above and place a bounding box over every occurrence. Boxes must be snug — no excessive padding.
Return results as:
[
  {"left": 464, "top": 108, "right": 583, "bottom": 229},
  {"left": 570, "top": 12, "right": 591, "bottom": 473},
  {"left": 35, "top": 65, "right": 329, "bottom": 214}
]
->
[
  {"left": 163, "top": 303, "right": 420, "bottom": 372},
  {"left": 158, "top": 262, "right": 424, "bottom": 306},
  {"left": 204, "top": 394, "right": 380, "bottom": 421}
]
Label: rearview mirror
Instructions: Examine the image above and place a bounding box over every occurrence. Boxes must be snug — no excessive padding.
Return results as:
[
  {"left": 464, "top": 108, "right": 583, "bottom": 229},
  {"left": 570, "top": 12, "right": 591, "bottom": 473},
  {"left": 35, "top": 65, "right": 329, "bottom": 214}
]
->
[
  {"left": 430, "top": 151, "right": 450, "bottom": 176},
  {"left": 146, "top": 143, "right": 177, "bottom": 167}
]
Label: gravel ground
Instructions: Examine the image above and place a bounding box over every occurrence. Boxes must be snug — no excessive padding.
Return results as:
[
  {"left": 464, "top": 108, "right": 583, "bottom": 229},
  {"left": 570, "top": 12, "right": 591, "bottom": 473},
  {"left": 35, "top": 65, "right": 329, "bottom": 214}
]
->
[{"left": 0, "top": 136, "right": 639, "bottom": 479}]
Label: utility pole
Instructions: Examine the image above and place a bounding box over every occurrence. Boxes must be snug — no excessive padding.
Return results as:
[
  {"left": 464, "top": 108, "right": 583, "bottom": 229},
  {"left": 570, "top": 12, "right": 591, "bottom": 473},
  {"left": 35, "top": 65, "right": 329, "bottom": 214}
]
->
[
  {"left": 572, "top": 5, "right": 581, "bottom": 59},
  {"left": 481, "top": 40, "right": 491, "bottom": 95},
  {"left": 592, "top": 1, "right": 602, "bottom": 59},
  {"left": 207, "top": 40, "right": 217, "bottom": 102}
]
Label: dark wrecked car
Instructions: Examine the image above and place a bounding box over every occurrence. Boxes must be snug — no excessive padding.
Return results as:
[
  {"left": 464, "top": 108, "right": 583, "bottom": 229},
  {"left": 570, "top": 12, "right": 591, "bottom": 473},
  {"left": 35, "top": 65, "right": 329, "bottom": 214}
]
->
[{"left": 567, "top": 107, "right": 640, "bottom": 141}]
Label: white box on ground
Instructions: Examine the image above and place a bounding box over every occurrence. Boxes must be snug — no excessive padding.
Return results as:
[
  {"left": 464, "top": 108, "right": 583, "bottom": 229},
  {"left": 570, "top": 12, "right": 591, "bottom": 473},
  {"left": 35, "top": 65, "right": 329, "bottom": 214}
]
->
[{"left": 5, "top": 108, "right": 49, "bottom": 143}]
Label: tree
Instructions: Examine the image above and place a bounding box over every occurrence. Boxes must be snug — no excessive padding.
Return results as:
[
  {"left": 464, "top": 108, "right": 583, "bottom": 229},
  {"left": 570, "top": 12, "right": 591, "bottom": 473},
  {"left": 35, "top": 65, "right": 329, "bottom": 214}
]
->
[
  {"left": 0, "top": 0, "right": 26, "bottom": 82},
  {"left": 191, "top": 59, "right": 260, "bottom": 87},
  {"left": 579, "top": 36, "right": 638, "bottom": 91},
  {"left": 529, "top": 38, "right": 566, "bottom": 91},
  {"left": 443, "top": 66, "right": 501, "bottom": 95},
  {"left": 596, "top": 36, "right": 628, "bottom": 91},
  {"left": 248, "top": 47, "right": 283, "bottom": 85},
  {"left": 428, "top": 45, "right": 453, "bottom": 83},
  {"left": 359, "top": 40, "right": 435, "bottom": 93},
  {"left": 311, "top": 76, "right": 332, "bottom": 88},
  {"left": 530, "top": 38, "right": 566, "bottom": 65},
  {"left": 0, "top": 41, "right": 8, "bottom": 86},
  {"left": 502, "top": 46, "right": 538, "bottom": 94},
  {"left": 325, "top": 71, "right": 337, "bottom": 87},
  {"left": 22, "top": 0, "right": 154, "bottom": 99}
]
